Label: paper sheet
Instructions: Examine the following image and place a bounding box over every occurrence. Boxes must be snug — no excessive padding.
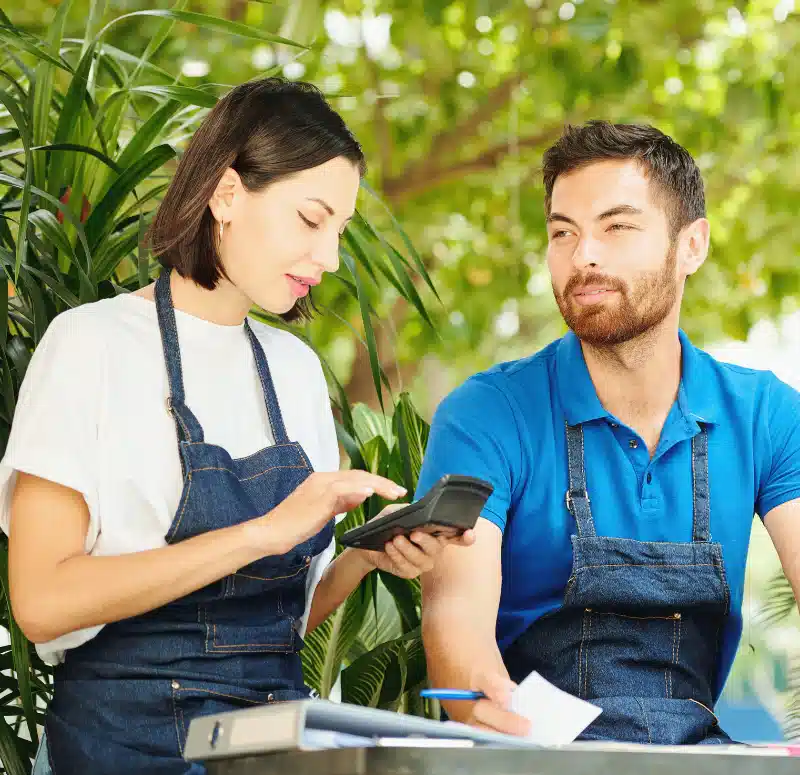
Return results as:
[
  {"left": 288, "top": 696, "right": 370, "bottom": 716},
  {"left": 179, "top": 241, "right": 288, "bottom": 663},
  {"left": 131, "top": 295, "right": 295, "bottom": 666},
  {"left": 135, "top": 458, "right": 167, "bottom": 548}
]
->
[{"left": 510, "top": 671, "right": 602, "bottom": 746}]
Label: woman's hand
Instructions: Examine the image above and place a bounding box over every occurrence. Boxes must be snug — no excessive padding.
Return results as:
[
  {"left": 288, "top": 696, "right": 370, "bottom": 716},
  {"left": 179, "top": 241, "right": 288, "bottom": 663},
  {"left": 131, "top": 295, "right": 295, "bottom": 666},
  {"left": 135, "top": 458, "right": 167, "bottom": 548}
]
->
[
  {"left": 356, "top": 504, "right": 476, "bottom": 578},
  {"left": 254, "top": 472, "right": 407, "bottom": 556}
]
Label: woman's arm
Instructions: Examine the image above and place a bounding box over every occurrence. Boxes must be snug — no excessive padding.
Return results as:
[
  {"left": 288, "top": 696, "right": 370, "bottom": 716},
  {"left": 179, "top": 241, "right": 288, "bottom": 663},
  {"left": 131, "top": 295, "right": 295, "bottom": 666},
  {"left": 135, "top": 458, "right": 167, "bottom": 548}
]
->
[
  {"left": 305, "top": 547, "right": 373, "bottom": 633},
  {"left": 9, "top": 469, "right": 404, "bottom": 643},
  {"left": 306, "top": 523, "right": 475, "bottom": 633}
]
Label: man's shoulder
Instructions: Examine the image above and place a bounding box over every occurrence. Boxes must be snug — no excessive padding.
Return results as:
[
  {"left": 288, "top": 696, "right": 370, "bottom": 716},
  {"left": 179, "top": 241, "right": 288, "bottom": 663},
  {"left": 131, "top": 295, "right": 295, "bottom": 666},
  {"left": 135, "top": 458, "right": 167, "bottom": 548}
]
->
[
  {"left": 693, "top": 343, "right": 795, "bottom": 395},
  {"left": 465, "top": 338, "right": 561, "bottom": 390},
  {"left": 438, "top": 339, "right": 561, "bottom": 421}
]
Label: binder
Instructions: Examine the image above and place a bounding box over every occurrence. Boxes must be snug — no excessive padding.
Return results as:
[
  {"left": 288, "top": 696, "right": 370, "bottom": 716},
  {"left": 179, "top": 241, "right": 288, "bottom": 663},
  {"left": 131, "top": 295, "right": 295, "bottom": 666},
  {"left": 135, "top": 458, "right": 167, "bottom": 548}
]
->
[{"left": 184, "top": 699, "right": 539, "bottom": 762}]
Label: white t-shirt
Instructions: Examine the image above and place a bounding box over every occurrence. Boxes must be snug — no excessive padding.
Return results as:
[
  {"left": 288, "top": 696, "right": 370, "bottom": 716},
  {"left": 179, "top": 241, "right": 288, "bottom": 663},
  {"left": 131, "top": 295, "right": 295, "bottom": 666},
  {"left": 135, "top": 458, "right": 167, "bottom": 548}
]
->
[{"left": 0, "top": 294, "right": 341, "bottom": 665}]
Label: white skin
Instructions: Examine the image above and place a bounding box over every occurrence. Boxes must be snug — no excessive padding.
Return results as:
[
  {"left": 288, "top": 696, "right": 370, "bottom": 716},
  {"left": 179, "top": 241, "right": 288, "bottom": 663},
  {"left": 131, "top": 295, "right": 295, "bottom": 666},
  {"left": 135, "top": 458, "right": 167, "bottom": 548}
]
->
[
  {"left": 10, "top": 156, "right": 474, "bottom": 644},
  {"left": 422, "top": 159, "right": 799, "bottom": 736}
]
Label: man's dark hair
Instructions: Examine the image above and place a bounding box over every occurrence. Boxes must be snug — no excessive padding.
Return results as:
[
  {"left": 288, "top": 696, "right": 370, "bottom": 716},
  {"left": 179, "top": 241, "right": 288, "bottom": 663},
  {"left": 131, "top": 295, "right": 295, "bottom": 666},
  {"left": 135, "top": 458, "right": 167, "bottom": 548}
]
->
[
  {"left": 147, "top": 77, "right": 366, "bottom": 322},
  {"left": 542, "top": 121, "right": 705, "bottom": 240}
]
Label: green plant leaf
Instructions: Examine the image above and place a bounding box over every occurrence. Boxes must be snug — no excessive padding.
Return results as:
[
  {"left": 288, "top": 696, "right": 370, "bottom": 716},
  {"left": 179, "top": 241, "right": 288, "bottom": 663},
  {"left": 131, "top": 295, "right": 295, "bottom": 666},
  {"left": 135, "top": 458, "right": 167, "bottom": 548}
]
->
[
  {"left": 325, "top": 581, "right": 372, "bottom": 697},
  {"left": 27, "top": 210, "right": 77, "bottom": 265},
  {"left": 95, "top": 10, "right": 307, "bottom": 49},
  {"left": 115, "top": 101, "right": 182, "bottom": 174},
  {"left": 377, "top": 572, "right": 420, "bottom": 632},
  {"left": 0, "top": 145, "right": 120, "bottom": 175},
  {"left": 85, "top": 144, "right": 175, "bottom": 255},
  {"left": 352, "top": 211, "right": 436, "bottom": 329},
  {"left": 61, "top": 40, "right": 174, "bottom": 82},
  {"left": 341, "top": 251, "right": 388, "bottom": 413},
  {"left": 0, "top": 712, "right": 28, "bottom": 775},
  {"left": 0, "top": 25, "right": 71, "bottom": 73},
  {"left": 32, "top": 0, "right": 74, "bottom": 183},
  {"left": 93, "top": 221, "right": 143, "bottom": 281},
  {"left": 341, "top": 627, "right": 422, "bottom": 708},
  {"left": 360, "top": 180, "right": 439, "bottom": 302},
  {"left": 48, "top": 42, "right": 97, "bottom": 202},
  {"left": 130, "top": 0, "right": 188, "bottom": 85},
  {"left": 0, "top": 268, "right": 7, "bottom": 352},
  {"left": 0, "top": 173, "right": 94, "bottom": 287},
  {"left": 0, "top": 544, "right": 37, "bottom": 748},
  {"left": 0, "top": 90, "right": 32, "bottom": 281},
  {"left": 83, "top": 0, "right": 107, "bottom": 55}
]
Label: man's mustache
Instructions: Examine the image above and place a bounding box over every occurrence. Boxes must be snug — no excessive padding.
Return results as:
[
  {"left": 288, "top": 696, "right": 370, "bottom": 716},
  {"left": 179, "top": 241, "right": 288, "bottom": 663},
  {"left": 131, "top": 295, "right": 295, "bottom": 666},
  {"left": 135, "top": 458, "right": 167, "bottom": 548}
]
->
[{"left": 563, "top": 272, "right": 626, "bottom": 297}]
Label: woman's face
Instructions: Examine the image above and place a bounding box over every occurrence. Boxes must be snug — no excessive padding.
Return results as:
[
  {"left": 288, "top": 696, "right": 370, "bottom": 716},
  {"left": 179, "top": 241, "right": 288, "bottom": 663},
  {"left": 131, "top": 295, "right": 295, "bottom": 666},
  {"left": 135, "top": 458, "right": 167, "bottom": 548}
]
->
[{"left": 214, "top": 156, "right": 361, "bottom": 315}]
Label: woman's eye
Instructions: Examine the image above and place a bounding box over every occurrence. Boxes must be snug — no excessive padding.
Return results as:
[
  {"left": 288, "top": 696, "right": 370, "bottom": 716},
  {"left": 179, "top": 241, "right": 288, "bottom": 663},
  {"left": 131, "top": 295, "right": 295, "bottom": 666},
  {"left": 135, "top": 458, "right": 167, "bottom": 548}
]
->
[
  {"left": 551, "top": 230, "right": 570, "bottom": 239},
  {"left": 298, "top": 213, "right": 320, "bottom": 229}
]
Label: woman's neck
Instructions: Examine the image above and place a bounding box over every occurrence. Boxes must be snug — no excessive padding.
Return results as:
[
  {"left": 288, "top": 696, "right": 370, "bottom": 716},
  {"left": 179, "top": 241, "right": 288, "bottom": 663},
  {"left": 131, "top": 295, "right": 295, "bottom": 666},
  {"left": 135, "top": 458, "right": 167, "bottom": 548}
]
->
[{"left": 134, "top": 271, "right": 252, "bottom": 326}]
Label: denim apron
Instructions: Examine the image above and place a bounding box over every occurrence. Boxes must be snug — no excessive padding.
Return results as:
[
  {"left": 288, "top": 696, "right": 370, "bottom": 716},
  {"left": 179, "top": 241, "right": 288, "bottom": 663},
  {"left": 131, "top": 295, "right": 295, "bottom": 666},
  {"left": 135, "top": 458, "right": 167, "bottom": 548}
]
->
[
  {"left": 503, "top": 422, "right": 734, "bottom": 745},
  {"left": 43, "top": 271, "right": 334, "bottom": 774}
]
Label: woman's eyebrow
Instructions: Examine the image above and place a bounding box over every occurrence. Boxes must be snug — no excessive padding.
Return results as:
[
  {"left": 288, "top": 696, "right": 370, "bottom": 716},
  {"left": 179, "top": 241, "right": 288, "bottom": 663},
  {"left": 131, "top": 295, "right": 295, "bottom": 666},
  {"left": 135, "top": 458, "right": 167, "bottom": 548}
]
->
[{"left": 305, "top": 197, "right": 335, "bottom": 216}]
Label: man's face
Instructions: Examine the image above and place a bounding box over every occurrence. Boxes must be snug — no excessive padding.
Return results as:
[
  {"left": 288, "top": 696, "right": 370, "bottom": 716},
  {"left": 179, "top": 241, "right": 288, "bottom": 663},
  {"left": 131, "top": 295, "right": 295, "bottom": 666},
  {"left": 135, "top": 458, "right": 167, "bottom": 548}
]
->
[{"left": 546, "top": 160, "right": 681, "bottom": 346}]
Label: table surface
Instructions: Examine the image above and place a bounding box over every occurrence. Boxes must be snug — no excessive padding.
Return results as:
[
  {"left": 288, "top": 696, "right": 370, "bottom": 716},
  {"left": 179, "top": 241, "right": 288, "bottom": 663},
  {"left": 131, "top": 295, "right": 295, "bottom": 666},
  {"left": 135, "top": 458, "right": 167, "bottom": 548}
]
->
[{"left": 206, "top": 744, "right": 800, "bottom": 775}]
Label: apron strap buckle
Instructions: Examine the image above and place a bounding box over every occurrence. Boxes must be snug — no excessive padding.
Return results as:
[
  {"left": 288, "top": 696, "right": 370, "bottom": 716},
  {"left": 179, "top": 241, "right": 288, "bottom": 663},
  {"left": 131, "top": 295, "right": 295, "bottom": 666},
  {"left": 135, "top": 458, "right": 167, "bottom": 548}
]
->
[{"left": 565, "top": 488, "right": 590, "bottom": 511}]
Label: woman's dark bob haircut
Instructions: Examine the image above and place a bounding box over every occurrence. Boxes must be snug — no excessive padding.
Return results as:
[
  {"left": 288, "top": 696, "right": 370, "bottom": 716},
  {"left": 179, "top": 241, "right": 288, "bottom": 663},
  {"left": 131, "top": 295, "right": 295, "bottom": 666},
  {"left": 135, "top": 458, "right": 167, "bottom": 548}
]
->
[{"left": 147, "top": 77, "right": 366, "bottom": 322}]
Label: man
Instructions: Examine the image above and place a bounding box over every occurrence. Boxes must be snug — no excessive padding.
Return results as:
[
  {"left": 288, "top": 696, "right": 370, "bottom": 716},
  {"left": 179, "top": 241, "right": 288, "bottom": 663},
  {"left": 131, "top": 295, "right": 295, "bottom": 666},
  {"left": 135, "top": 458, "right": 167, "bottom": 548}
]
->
[{"left": 417, "top": 121, "right": 800, "bottom": 745}]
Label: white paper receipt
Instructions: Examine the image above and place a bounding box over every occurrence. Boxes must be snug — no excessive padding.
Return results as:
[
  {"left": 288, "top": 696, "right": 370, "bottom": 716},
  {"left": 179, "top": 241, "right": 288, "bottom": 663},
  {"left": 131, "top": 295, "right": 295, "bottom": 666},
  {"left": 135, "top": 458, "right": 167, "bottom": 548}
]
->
[{"left": 509, "top": 672, "right": 602, "bottom": 746}]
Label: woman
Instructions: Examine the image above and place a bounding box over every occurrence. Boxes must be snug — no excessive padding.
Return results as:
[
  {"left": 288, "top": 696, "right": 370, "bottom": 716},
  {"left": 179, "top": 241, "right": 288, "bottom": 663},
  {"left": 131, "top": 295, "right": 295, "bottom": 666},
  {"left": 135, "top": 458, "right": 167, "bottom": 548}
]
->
[{"left": 1, "top": 78, "right": 473, "bottom": 775}]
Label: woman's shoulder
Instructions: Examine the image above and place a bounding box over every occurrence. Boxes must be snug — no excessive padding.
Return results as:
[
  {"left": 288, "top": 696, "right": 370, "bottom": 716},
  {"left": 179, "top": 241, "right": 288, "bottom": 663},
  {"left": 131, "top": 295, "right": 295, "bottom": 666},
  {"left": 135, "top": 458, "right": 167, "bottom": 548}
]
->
[
  {"left": 247, "top": 318, "right": 323, "bottom": 376},
  {"left": 39, "top": 295, "right": 147, "bottom": 352}
]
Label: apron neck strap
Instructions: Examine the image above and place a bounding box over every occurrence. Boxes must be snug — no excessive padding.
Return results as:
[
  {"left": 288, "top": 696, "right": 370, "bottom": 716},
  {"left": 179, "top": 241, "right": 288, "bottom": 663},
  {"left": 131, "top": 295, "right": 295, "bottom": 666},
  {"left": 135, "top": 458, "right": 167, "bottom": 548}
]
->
[
  {"left": 564, "top": 421, "right": 711, "bottom": 543},
  {"left": 244, "top": 322, "right": 290, "bottom": 446}
]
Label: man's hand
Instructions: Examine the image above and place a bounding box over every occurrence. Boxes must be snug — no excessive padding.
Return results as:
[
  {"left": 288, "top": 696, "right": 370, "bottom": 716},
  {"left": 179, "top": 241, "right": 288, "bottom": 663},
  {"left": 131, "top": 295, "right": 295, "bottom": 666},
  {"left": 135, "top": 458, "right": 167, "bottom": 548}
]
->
[{"left": 464, "top": 670, "right": 531, "bottom": 737}]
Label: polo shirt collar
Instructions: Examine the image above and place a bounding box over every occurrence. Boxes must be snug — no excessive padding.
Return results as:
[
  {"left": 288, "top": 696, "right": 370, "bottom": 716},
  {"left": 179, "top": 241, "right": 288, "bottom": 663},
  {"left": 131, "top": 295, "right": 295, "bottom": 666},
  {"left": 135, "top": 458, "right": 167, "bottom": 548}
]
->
[
  {"left": 677, "top": 329, "right": 718, "bottom": 426},
  {"left": 555, "top": 331, "right": 611, "bottom": 425},
  {"left": 555, "top": 329, "right": 718, "bottom": 428}
]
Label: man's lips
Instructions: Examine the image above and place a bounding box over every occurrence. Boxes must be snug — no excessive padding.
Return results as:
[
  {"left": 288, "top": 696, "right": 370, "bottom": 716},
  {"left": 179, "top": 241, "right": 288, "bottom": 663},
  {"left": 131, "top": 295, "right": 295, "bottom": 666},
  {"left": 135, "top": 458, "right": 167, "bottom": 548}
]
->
[{"left": 571, "top": 285, "right": 619, "bottom": 305}]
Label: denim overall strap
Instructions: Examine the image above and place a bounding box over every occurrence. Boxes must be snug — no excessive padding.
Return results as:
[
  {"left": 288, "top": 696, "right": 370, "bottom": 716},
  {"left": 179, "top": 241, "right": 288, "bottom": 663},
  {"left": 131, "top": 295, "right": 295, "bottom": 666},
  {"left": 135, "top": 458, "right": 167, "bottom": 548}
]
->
[
  {"left": 244, "top": 321, "right": 290, "bottom": 446},
  {"left": 565, "top": 423, "right": 596, "bottom": 538},
  {"left": 691, "top": 426, "right": 711, "bottom": 543},
  {"left": 154, "top": 270, "right": 204, "bottom": 443}
]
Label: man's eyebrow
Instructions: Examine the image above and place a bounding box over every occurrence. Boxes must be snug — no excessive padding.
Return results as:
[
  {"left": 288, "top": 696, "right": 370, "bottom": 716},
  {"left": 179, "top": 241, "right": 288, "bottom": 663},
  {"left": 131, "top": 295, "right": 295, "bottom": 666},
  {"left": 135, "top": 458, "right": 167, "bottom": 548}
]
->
[
  {"left": 306, "top": 197, "right": 335, "bottom": 216},
  {"left": 547, "top": 205, "right": 644, "bottom": 227},
  {"left": 597, "top": 204, "right": 644, "bottom": 220},
  {"left": 547, "top": 212, "right": 579, "bottom": 227}
]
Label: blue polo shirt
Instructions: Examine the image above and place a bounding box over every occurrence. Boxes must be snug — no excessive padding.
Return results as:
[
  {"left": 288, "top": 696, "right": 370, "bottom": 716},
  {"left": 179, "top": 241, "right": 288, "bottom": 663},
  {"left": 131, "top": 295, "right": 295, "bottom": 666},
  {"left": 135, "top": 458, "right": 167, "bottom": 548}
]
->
[{"left": 415, "top": 331, "right": 800, "bottom": 695}]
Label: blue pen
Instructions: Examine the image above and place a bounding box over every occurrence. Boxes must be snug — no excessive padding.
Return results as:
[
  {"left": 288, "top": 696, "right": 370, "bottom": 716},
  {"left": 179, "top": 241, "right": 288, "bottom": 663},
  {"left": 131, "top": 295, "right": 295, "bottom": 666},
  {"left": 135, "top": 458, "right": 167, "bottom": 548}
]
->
[{"left": 419, "top": 689, "right": 487, "bottom": 701}]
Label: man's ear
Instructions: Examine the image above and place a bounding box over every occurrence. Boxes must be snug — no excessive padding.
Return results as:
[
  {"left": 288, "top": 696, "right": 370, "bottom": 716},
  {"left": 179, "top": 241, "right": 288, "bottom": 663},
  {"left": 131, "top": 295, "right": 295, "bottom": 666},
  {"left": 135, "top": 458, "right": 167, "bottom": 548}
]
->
[
  {"left": 208, "top": 168, "right": 241, "bottom": 224},
  {"left": 679, "top": 217, "right": 710, "bottom": 277}
]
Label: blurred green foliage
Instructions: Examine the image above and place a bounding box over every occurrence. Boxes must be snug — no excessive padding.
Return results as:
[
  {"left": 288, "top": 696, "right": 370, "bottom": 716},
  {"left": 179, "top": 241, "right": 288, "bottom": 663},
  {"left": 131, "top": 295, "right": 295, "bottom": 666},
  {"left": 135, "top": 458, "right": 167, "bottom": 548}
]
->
[{"left": 15, "top": 0, "right": 800, "bottom": 407}]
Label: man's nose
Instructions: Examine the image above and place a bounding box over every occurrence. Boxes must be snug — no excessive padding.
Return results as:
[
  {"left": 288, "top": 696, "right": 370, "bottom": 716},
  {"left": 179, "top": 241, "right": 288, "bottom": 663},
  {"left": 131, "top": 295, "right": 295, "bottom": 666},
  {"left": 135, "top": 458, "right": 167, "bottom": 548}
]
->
[{"left": 571, "top": 235, "right": 602, "bottom": 270}]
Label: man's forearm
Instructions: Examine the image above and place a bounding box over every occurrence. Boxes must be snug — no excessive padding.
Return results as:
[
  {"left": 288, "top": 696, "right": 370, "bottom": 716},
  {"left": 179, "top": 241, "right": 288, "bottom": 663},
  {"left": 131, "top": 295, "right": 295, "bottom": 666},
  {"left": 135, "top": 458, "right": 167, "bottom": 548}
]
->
[{"left": 423, "top": 610, "right": 508, "bottom": 723}]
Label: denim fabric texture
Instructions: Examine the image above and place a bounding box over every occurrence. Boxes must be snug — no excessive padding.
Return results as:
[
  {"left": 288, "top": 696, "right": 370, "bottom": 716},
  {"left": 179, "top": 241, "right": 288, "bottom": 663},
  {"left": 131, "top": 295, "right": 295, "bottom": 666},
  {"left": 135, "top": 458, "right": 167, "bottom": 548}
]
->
[
  {"left": 43, "top": 271, "right": 333, "bottom": 774},
  {"left": 503, "top": 423, "right": 733, "bottom": 745}
]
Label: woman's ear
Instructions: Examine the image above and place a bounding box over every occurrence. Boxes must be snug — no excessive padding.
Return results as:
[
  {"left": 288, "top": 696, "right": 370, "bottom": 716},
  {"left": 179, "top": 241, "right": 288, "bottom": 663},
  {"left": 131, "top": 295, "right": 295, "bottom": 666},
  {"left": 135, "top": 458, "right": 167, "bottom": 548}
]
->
[{"left": 208, "top": 168, "right": 241, "bottom": 224}]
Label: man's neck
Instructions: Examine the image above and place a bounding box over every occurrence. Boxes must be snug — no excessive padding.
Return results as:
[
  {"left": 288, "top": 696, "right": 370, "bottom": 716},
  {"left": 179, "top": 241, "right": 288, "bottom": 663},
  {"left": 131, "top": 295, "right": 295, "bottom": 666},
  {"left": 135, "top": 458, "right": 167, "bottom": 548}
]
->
[{"left": 580, "top": 320, "right": 682, "bottom": 453}]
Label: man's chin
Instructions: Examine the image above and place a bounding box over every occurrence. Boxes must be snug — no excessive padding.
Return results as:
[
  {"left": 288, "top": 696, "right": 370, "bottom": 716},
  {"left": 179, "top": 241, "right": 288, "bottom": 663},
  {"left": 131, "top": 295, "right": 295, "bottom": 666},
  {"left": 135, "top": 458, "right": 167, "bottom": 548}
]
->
[{"left": 565, "top": 312, "right": 637, "bottom": 347}]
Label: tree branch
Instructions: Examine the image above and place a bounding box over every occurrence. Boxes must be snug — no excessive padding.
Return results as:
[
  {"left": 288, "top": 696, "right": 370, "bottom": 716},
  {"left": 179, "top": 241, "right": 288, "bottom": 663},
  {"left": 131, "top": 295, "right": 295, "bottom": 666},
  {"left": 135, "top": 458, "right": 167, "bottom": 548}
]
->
[
  {"left": 366, "top": 57, "right": 394, "bottom": 187},
  {"left": 383, "top": 124, "right": 566, "bottom": 203},
  {"left": 429, "top": 72, "right": 527, "bottom": 161},
  {"left": 382, "top": 72, "right": 527, "bottom": 203}
]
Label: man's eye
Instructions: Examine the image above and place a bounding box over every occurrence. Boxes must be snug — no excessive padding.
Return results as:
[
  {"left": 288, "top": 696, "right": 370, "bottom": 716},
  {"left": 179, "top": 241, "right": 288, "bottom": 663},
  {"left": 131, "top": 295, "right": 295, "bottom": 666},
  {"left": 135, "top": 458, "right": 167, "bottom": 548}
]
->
[
  {"left": 551, "top": 230, "right": 570, "bottom": 239},
  {"left": 607, "top": 223, "right": 633, "bottom": 232},
  {"left": 299, "top": 213, "right": 320, "bottom": 229}
]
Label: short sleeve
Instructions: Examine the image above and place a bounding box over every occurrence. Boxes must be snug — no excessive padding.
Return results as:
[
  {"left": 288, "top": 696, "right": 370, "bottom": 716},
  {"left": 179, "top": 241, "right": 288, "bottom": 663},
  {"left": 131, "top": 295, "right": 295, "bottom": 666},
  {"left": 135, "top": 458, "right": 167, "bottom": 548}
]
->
[
  {"left": 756, "top": 373, "right": 800, "bottom": 519},
  {"left": 415, "top": 376, "right": 520, "bottom": 533},
  {"left": 0, "top": 309, "right": 105, "bottom": 537}
]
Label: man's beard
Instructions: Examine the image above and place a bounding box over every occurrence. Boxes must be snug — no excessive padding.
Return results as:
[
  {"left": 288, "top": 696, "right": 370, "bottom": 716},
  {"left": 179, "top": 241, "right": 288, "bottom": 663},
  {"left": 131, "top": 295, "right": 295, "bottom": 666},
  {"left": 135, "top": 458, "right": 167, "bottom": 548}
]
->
[{"left": 553, "top": 244, "right": 678, "bottom": 347}]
